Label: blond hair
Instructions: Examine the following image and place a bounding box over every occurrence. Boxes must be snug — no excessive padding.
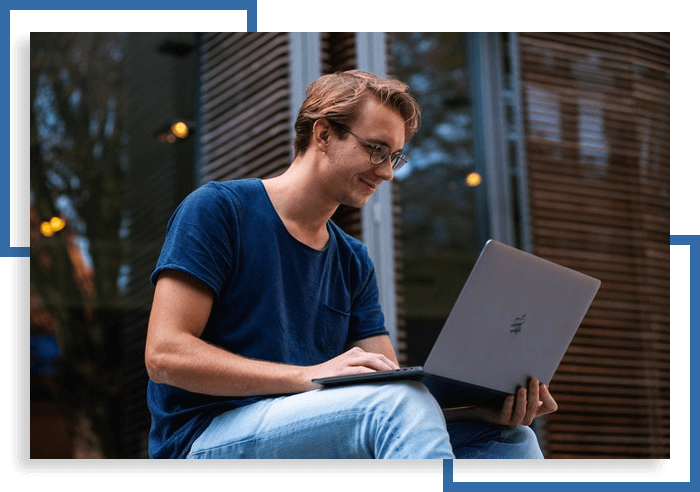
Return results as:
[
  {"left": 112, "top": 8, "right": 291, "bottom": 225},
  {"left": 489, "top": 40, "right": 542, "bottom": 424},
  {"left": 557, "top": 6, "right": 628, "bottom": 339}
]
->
[{"left": 293, "top": 70, "right": 421, "bottom": 157}]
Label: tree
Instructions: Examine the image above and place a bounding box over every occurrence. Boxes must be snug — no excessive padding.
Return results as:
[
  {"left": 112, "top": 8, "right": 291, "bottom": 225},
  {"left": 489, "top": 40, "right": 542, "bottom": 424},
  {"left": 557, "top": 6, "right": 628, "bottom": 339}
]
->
[{"left": 30, "top": 32, "right": 128, "bottom": 458}]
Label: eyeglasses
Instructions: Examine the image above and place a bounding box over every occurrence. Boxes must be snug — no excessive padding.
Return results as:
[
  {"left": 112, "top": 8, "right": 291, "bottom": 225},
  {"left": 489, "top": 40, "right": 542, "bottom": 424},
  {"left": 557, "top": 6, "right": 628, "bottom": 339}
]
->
[{"left": 339, "top": 126, "right": 408, "bottom": 172}]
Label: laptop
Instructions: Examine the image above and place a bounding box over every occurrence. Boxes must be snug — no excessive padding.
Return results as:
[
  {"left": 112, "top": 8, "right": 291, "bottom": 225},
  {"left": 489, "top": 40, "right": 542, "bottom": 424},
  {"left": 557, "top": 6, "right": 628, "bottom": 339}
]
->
[{"left": 312, "top": 239, "right": 601, "bottom": 408}]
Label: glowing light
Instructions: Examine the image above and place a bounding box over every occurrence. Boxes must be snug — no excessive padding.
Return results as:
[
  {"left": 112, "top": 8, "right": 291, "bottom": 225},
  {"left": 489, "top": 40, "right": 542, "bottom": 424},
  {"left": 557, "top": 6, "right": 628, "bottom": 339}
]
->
[
  {"left": 40, "top": 216, "right": 66, "bottom": 237},
  {"left": 40, "top": 222, "right": 55, "bottom": 237},
  {"left": 50, "top": 216, "right": 66, "bottom": 232},
  {"left": 170, "top": 121, "right": 190, "bottom": 139},
  {"left": 466, "top": 172, "right": 482, "bottom": 187}
]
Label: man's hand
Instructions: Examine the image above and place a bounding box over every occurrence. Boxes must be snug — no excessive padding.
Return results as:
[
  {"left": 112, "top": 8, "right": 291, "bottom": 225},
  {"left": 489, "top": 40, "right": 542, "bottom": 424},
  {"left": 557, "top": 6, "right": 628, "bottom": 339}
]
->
[
  {"left": 484, "top": 379, "right": 558, "bottom": 427},
  {"left": 444, "top": 378, "right": 558, "bottom": 428},
  {"left": 304, "top": 346, "right": 399, "bottom": 387}
]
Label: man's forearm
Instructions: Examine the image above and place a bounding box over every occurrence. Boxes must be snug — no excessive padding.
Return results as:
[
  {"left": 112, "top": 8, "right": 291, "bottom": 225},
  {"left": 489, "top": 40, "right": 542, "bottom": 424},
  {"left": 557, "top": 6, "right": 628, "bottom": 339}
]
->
[{"left": 146, "top": 332, "right": 314, "bottom": 397}]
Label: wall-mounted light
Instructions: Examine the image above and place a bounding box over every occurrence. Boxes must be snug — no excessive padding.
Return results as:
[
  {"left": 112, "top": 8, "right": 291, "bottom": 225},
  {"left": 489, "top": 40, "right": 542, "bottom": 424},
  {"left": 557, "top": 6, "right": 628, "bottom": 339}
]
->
[
  {"left": 157, "top": 119, "right": 195, "bottom": 144},
  {"left": 170, "top": 121, "right": 190, "bottom": 139},
  {"left": 465, "top": 172, "right": 483, "bottom": 188}
]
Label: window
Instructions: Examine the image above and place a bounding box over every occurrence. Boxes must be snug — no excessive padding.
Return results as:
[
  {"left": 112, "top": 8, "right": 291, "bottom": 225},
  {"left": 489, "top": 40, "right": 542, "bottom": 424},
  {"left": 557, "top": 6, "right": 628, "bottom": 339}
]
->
[{"left": 389, "top": 32, "right": 527, "bottom": 365}]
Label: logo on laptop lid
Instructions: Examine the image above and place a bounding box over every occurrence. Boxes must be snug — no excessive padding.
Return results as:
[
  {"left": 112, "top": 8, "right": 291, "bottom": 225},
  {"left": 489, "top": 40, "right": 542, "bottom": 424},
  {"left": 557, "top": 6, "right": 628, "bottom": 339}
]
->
[{"left": 510, "top": 314, "right": 526, "bottom": 334}]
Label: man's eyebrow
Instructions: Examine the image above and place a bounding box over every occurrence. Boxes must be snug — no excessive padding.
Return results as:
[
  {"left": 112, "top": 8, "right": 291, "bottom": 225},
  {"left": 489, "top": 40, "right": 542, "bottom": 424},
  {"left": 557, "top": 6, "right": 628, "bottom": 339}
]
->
[{"left": 368, "top": 137, "right": 403, "bottom": 154}]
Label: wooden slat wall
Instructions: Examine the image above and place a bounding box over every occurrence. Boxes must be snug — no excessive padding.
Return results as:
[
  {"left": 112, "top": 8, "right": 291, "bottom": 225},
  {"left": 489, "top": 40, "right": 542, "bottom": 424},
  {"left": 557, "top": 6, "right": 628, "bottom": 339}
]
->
[
  {"left": 322, "top": 32, "right": 362, "bottom": 239},
  {"left": 198, "top": 33, "right": 292, "bottom": 182},
  {"left": 518, "top": 32, "right": 670, "bottom": 458}
]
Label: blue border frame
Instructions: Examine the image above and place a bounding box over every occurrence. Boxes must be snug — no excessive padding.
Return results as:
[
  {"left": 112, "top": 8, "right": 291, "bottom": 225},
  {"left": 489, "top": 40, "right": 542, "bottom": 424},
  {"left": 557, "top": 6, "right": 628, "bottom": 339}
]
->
[
  {"left": 20, "top": 0, "right": 258, "bottom": 257},
  {"left": 443, "top": 235, "right": 700, "bottom": 484}
]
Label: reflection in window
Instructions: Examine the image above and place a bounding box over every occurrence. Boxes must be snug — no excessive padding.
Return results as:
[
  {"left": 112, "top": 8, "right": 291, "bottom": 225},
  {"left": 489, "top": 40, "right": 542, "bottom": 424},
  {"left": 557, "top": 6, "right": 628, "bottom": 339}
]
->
[{"left": 390, "top": 33, "right": 482, "bottom": 365}]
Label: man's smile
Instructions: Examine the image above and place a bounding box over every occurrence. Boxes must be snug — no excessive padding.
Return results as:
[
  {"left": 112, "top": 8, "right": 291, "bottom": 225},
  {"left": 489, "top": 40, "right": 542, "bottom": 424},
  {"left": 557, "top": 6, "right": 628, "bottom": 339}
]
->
[{"left": 359, "top": 177, "right": 381, "bottom": 192}]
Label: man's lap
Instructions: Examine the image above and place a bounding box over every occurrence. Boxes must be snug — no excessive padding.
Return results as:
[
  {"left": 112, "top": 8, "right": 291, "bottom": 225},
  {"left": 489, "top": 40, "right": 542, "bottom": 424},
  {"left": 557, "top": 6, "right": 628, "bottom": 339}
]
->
[
  {"left": 187, "top": 380, "right": 453, "bottom": 458},
  {"left": 186, "top": 381, "right": 542, "bottom": 459}
]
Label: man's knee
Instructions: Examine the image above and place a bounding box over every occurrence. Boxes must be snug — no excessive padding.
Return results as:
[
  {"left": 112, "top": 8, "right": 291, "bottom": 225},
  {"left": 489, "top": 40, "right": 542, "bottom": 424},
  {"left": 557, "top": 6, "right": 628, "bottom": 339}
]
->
[
  {"left": 504, "top": 424, "right": 538, "bottom": 443},
  {"left": 363, "top": 380, "right": 444, "bottom": 419},
  {"left": 357, "top": 381, "right": 453, "bottom": 458},
  {"left": 500, "top": 424, "right": 544, "bottom": 459}
]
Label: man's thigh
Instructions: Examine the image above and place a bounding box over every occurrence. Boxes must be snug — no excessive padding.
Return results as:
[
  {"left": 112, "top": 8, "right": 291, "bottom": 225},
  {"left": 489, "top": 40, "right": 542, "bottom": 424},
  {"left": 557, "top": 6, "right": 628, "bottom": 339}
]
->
[{"left": 187, "top": 381, "right": 454, "bottom": 459}]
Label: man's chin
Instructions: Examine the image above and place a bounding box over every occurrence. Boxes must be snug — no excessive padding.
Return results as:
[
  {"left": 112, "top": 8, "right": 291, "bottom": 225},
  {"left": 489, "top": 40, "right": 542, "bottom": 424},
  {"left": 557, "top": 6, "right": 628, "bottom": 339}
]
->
[{"left": 339, "top": 195, "right": 371, "bottom": 210}]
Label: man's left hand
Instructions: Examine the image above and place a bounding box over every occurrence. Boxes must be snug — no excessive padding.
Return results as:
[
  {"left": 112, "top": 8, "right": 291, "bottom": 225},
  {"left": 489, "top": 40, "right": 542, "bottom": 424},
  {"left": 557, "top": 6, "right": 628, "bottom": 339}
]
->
[{"left": 444, "top": 378, "right": 558, "bottom": 428}]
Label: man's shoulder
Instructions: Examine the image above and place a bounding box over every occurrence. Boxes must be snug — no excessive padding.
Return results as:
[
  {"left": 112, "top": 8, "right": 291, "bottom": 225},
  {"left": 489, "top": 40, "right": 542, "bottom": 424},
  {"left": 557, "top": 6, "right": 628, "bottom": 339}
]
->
[
  {"left": 197, "top": 178, "right": 262, "bottom": 199},
  {"left": 328, "top": 220, "right": 372, "bottom": 264},
  {"left": 184, "top": 178, "right": 264, "bottom": 211}
]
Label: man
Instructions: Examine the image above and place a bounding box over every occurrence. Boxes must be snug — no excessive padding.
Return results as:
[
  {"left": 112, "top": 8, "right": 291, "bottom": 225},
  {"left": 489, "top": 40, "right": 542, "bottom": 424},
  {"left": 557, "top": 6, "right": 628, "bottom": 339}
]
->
[{"left": 145, "top": 70, "right": 557, "bottom": 459}]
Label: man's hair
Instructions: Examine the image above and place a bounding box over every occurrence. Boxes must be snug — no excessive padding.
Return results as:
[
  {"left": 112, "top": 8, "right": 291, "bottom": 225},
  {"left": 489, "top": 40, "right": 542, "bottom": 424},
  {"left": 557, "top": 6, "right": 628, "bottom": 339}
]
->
[{"left": 293, "top": 70, "right": 421, "bottom": 157}]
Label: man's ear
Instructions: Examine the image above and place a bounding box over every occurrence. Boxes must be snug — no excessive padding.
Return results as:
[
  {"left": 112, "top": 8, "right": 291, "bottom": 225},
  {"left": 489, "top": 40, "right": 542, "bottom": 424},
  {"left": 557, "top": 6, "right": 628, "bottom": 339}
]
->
[{"left": 312, "top": 118, "right": 332, "bottom": 152}]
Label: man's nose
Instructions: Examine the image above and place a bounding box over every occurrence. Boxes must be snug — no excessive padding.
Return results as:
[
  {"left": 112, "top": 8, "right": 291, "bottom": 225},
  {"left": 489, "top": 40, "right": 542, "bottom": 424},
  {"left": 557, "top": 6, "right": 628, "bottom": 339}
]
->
[{"left": 374, "top": 159, "right": 394, "bottom": 181}]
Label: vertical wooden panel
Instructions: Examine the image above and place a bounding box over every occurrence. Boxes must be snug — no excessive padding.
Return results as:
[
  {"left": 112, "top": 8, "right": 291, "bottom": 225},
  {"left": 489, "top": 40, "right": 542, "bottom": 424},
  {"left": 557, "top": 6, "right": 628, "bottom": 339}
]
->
[
  {"left": 519, "top": 32, "right": 669, "bottom": 458},
  {"left": 321, "top": 33, "right": 362, "bottom": 239},
  {"left": 198, "top": 33, "right": 292, "bottom": 182}
]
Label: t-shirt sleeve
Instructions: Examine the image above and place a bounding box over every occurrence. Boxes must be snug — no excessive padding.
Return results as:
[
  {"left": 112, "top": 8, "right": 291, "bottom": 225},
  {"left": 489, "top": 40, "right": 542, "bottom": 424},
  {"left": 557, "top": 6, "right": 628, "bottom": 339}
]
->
[
  {"left": 151, "top": 183, "right": 239, "bottom": 299},
  {"left": 347, "top": 249, "right": 390, "bottom": 342}
]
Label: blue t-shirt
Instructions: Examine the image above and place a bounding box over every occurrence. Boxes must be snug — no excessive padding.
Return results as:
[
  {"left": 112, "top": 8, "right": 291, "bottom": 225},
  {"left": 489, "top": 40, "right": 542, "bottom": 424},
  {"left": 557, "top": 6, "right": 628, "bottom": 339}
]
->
[{"left": 147, "top": 178, "right": 389, "bottom": 458}]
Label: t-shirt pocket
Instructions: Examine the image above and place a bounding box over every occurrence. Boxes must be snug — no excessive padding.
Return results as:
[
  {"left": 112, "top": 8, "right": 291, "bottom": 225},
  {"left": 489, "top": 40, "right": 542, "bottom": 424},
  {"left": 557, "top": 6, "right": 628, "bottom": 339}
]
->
[{"left": 317, "top": 296, "right": 351, "bottom": 359}]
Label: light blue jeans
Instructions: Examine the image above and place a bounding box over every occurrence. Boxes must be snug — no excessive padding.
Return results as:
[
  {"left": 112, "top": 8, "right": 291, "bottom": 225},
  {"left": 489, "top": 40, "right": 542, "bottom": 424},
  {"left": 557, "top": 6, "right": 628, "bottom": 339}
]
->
[{"left": 186, "top": 381, "right": 543, "bottom": 459}]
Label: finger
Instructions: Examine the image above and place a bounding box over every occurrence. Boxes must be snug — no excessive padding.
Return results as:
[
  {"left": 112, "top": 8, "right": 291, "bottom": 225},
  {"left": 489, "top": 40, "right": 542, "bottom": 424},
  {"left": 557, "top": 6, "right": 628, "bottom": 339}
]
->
[
  {"left": 345, "top": 365, "right": 377, "bottom": 375},
  {"left": 538, "top": 383, "right": 558, "bottom": 415},
  {"left": 374, "top": 353, "right": 400, "bottom": 370},
  {"left": 346, "top": 349, "right": 397, "bottom": 372},
  {"left": 523, "top": 379, "right": 541, "bottom": 426},
  {"left": 509, "top": 387, "right": 528, "bottom": 427},
  {"left": 362, "top": 354, "right": 397, "bottom": 371},
  {"left": 499, "top": 394, "right": 515, "bottom": 424}
]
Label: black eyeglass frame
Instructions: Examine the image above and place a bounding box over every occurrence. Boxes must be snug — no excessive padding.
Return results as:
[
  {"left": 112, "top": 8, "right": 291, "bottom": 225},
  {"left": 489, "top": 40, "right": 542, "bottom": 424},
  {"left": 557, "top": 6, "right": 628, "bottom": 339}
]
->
[{"left": 330, "top": 122, "right": 408, "bottom": 172}]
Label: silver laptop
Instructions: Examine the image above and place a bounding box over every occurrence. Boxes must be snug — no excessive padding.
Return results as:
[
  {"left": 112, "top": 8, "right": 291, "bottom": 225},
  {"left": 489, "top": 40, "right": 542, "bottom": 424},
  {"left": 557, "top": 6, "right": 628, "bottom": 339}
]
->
[{"left": 312, "top": 240, "right": 601, "bottom": 408}]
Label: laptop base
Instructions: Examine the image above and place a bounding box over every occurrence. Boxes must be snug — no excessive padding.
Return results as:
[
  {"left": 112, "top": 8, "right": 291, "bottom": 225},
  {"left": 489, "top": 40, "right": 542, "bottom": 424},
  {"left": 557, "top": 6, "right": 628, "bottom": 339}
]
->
[{"left": 312, "top": 368, "right": 508, "bottom": 408}]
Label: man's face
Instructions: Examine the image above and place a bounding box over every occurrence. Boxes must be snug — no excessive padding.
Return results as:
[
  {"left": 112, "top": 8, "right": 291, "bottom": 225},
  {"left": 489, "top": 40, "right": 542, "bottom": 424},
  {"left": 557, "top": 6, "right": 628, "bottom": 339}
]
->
[{"left": 323, "top": 97, "right": 406, "bottom": 209}]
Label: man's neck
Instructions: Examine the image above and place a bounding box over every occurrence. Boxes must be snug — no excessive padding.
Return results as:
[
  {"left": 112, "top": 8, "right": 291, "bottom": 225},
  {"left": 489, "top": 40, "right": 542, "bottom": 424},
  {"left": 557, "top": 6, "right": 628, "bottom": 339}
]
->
[{"left": 262, "top": 159, "right": 337, "bottom": 250}]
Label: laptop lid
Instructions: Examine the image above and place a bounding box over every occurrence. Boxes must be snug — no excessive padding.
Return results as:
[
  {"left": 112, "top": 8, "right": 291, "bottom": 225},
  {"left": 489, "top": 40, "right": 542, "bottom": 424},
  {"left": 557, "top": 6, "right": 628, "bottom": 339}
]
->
[{"left": 424, "top": 239, "right": 601, "bottom": 394}]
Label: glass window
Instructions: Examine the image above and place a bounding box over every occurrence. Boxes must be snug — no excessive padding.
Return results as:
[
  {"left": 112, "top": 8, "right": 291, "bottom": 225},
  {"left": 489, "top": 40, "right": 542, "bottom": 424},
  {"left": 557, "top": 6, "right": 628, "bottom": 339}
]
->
[{"left": 389, "top": 33, "right": 485, "bottom": 365}]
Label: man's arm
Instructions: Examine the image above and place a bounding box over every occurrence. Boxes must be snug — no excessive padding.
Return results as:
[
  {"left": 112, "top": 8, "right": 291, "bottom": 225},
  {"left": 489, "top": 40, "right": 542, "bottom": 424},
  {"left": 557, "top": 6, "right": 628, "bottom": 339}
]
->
[
  {"left": 144, "top": 270, "right": 398, "bottom": 397},
  {"left": 145, "top": 269, "right": 309, "bottom": 396}
]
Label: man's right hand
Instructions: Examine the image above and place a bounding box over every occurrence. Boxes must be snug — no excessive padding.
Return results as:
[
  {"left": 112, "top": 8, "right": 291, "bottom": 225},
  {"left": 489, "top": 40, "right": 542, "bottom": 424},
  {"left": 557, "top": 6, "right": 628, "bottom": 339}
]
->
[{"left": 304, "top": 345, "right": 399, "bottom": 389}]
